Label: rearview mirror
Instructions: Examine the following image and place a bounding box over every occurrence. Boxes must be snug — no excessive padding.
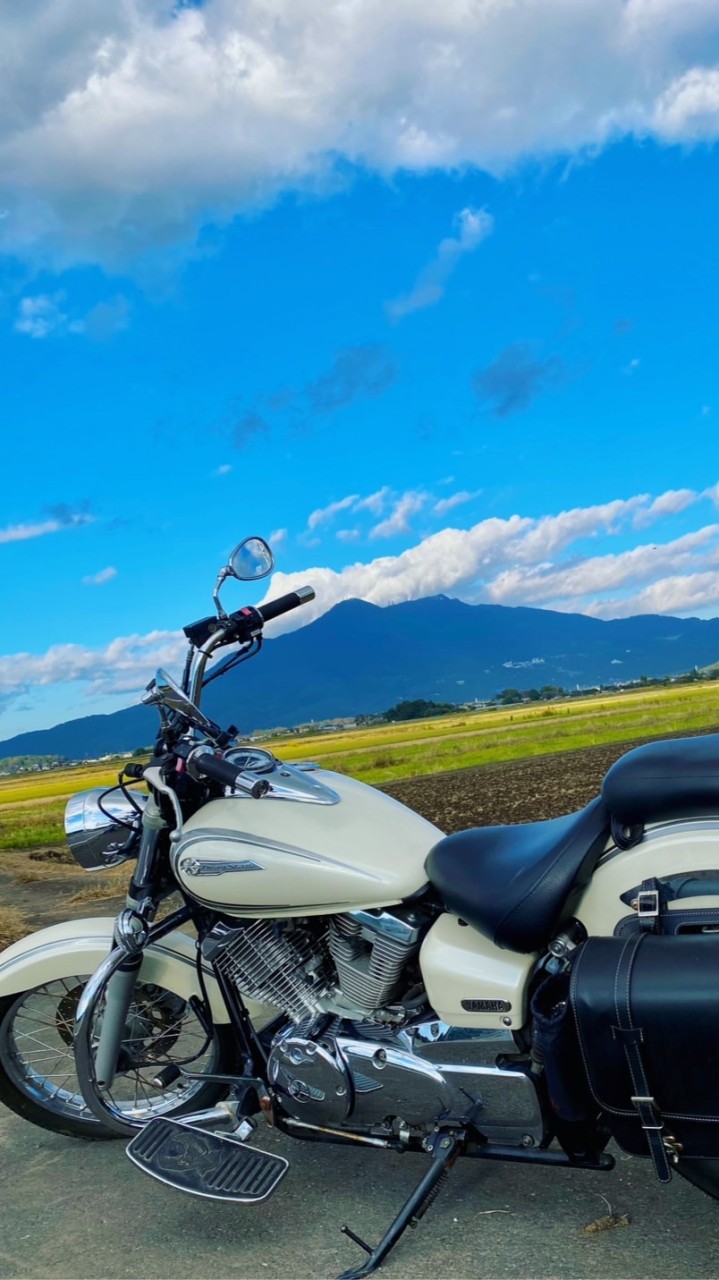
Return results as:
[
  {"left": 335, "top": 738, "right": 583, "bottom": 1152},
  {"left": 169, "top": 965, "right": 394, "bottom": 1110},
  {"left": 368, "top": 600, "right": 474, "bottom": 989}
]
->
[
  {"left": 228, "top": 537, "right": 274, "bottom": 581},
  {"left": 213, "top": 535, "right": 274, "bottom": 616}
]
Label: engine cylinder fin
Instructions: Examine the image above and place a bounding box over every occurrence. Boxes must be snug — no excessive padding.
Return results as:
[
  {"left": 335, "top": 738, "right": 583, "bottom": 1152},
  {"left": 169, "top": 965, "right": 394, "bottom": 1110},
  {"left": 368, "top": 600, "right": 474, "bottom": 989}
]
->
[
  {"left": 328, "top": 913, "right": 421, "bottom": 1016},
  {"left": 205, "top": 920, "right": 332, "bottom": 1023}
]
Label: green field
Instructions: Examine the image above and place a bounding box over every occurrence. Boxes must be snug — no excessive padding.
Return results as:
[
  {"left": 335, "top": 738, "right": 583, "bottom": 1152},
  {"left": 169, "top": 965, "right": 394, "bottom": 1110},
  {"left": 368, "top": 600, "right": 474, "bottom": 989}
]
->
[
  {"left": 2, "top": 680, "right": 719, "bottom": 853},
  {"left": 273, "top": 680, "right": 719, "bottom": 783}
]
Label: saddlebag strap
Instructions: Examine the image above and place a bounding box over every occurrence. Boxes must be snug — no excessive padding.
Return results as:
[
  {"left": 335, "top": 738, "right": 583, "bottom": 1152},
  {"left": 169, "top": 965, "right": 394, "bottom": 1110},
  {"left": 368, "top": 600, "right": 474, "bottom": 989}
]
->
[
  {"left": 611, "top": 935, "right": 672, "bottom": 1183},
  {"left": 636, "top": 878, "right": 665, "bottom": 934}
]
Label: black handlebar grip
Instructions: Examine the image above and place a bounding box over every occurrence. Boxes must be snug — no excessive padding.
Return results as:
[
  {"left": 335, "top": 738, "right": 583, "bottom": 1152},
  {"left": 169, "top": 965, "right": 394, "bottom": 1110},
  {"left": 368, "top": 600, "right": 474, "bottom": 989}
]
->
[
  {"left": 257, "top": 585, "right": 315, "bottom": 624},
  {"left": 191, "top": 751, "right": 269, "bottom": 799}
]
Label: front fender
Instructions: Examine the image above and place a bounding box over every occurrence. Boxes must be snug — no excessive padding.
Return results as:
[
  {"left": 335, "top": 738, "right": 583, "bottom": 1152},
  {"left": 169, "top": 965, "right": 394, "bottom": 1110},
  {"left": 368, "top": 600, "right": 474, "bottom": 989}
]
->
[{"left": 0, "top": 917, "right": 230, "bottom": 1023}]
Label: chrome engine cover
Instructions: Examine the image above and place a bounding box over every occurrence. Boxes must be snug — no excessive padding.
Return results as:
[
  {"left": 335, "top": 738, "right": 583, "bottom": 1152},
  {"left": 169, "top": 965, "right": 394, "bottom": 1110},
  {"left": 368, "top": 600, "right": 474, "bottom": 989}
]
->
[
  {"left": 267, "top": 1022, "right": 544, "bottom": 1145},
  {"left": 269, "top": 1034, "right": 352, "bottom": 1125}
]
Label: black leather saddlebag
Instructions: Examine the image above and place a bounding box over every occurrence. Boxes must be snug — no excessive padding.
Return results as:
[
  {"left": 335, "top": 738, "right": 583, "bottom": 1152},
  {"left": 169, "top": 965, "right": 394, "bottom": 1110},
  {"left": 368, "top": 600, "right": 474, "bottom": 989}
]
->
[{"left": 569, "top": 934, "right": 719, "bottom": 1179}]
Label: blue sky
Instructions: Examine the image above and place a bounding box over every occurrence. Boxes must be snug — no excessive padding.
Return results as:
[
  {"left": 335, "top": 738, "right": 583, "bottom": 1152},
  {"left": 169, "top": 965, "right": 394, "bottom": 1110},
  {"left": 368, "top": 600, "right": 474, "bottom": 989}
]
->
[{"left": 2, "top": 1, "right": 719, "bottom": 739}]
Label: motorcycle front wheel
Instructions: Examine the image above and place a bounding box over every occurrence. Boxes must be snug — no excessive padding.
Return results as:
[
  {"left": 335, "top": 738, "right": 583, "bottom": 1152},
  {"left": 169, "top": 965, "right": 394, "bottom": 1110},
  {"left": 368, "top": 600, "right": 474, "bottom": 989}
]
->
[{"left": 0, "top": 974, "right": 236, "bottom": 1140}]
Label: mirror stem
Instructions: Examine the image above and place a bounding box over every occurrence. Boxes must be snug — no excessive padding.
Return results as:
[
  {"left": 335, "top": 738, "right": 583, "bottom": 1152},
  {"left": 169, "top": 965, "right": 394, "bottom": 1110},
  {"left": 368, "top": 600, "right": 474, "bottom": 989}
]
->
[{"left": 212, "top": 568, "right": 229, "bottom": 618}]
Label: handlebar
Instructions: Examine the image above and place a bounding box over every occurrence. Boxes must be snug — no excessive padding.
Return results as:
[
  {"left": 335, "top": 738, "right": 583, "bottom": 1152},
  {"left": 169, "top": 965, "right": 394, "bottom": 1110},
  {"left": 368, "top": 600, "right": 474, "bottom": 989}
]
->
[
  {"left": 183, "top": 585, "right": 315, "bottom": 651},
  {"left": 247, "top": 585, "right": 316, "bottom": 627},
  {"left": 182, "top": 583, "right": 316, "bottom": 710},
  {"left": 187, "top": 747, "right": 270, "bottom": 799}
]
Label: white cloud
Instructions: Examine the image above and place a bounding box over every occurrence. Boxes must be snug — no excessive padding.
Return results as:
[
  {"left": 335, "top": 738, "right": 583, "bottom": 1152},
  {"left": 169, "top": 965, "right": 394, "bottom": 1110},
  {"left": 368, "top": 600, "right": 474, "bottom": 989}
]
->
[
  {"left": 269, "top": 527, "right": 287, "bottom": 547},
  {"left": 307, "top": 495, "right": 360, "bottom": 531},
  {"left": 588, "top": 570, "right": 719, "bottom": 619},
  {"left": 305, "top": 487, "right": 392, "bottom": 535},
  {"left": 0, "top": 630, "right": 187, "bottom": 700},
  {"left": 213, "top": 463, "right": 233, "bottom": 476},
  {"left": 487, "top": 526, "right": 719, "bottom": 605},
  {"left": 353, "top": 487, "right": 391, "bottom": 516},
  {"left": 386, "top": 207, "right": 493, "bottom": 320},
  {"left": 259, "top": 485, "right": 719, "bottom": 631},
  {"left": 82, "top": 566, "right": 117, "bottom": 586},
  {"left": 370, "top": 491, "right": 429, "bottom": 539},
  {"left": 337, "top": 528, "right": 361, "bottom": 542},
  {"left": 508, "top": 496, "right": 649, "bottom": 563},
  {"left": 0, "top": 511, "right": 93, "bottom": 544},
  {"left": 433, "top": 489, "right": 481, "bottom": 517},
  {"left": 652, "top": 66, "right": 719, "bottom": 140},
  {"left": 3, "top": 2, "right": 719, "bottom": 264},
  {"left": 15, "top": 293, "right": 68, "bottom": 339},
  {"left": 633, "top": 488, "right": 699, "bottom": 529},
  {"left": 15, "top": 290, "right": 129, "bottom": 339}
]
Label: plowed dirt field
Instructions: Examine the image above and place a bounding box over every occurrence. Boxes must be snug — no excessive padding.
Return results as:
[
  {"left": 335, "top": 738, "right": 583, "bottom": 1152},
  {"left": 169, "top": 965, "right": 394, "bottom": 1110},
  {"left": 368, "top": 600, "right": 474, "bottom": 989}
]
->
[{"left": 383, "top": 726, "right": 719, "bottom": 832}]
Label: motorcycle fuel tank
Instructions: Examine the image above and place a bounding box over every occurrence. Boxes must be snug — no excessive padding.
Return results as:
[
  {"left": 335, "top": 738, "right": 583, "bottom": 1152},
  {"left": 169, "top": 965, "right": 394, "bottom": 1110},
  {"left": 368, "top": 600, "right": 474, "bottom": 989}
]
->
[{"left": 172, "top": 767, "right": 443, "bottom": 917}]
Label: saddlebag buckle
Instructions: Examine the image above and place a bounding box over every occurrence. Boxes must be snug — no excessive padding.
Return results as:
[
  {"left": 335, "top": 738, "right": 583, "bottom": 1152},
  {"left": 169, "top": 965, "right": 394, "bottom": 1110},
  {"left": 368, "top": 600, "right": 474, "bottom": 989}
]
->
[{"left": 635, "top": 889, "right": 660, "bottom": 931}]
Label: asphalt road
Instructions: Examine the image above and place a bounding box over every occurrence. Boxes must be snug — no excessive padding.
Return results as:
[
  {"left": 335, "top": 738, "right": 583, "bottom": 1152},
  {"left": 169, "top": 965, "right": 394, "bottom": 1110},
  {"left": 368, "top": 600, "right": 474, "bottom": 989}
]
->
[{"left": 2, "top": 1109, "right": 719, "bottom": 1280}]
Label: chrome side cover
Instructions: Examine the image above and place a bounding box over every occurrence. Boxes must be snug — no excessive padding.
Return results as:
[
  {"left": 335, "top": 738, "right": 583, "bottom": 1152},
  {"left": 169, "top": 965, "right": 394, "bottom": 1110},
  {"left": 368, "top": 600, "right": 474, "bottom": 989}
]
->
[{"left": 267, "top": 1021, "right": 543, "bottom": 1146}]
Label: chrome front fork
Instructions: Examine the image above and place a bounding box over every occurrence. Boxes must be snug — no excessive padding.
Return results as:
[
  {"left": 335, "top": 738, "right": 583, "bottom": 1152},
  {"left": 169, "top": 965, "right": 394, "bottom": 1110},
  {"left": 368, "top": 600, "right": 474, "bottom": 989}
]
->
[{"left": 75, "top": 800, "right": 167, "bottom": 1120}]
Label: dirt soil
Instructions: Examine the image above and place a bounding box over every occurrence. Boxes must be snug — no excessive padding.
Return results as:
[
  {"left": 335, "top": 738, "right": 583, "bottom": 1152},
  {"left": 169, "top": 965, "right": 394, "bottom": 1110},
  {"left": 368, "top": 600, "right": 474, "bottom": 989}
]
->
[{"left": 383, "top": 725, "right": 719, "bottom": 833}]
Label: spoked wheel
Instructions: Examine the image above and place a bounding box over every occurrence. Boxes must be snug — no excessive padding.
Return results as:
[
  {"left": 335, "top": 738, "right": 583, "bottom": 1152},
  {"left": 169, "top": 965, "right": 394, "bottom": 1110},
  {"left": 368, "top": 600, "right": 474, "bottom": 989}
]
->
[{"left": 0, "top": 975, "right": 235, "bottom": 1140}]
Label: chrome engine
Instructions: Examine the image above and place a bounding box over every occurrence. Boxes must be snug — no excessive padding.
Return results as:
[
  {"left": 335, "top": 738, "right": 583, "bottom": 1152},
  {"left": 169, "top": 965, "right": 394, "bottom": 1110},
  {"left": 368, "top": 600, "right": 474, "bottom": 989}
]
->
[
  {"left": 202, "top": 907, "right": 423, "bottom": 1023},
  {"left": 202, "top": 910, "right": 544, "bottom": 1144},
  {"left": 267, "top": 1021, "right": 543, "bottom": 1145}
]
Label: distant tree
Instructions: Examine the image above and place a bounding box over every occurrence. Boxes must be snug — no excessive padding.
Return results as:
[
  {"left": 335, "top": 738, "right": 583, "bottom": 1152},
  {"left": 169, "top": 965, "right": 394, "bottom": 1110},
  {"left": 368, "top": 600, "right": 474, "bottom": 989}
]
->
[
  {"left": 382, "top": 699, "right": 457, "bottom": 721},
  {"left": 539, "top": 685, "right": 566, "bottom": 700},
  {"left": 526, "top": 688, "right": 542, "bottom": 701},
  {"left": 497, "top": 688, "right": 522, "bottom": 705}
]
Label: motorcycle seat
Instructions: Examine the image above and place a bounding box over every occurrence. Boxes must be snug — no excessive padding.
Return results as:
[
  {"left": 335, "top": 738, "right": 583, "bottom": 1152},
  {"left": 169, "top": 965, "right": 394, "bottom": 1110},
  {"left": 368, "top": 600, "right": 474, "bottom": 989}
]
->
[
  {"left": 602, "top": 733, "right": 719, "bottom": 828},
  {"left": 425, "top": 797, "right": 609, "bottom": 953}
]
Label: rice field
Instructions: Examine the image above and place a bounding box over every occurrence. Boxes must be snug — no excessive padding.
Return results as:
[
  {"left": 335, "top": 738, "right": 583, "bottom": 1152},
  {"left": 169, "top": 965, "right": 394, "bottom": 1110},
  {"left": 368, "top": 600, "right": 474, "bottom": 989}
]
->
[{"left": 1, "top": 679, "right": 719, "bottom": 951}]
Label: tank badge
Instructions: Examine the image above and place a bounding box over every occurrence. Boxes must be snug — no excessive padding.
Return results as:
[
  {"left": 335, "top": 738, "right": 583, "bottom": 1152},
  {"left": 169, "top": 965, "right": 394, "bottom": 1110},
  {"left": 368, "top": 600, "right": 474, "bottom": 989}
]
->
[{"left": 179, "top": 858, "right": 264, "bottom": 876}]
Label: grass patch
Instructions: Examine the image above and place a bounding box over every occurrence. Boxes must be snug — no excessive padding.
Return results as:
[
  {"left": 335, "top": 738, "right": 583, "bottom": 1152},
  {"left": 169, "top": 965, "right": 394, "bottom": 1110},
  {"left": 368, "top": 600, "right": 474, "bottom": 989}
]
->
[
  {"left": 0, "top": 801, "right": 67, "bottom": 850},
  {"left": 0, "top": 906, "right": 30, "bottom": 950},
  {"left": 296, "top": 683, "right": 719, "bottom": 784},
  {"left": 66, "top": 869, "right": 131, "bottom": 905},
  {"left": 0, "top": 762, "right": 130, "bottom": 806}
]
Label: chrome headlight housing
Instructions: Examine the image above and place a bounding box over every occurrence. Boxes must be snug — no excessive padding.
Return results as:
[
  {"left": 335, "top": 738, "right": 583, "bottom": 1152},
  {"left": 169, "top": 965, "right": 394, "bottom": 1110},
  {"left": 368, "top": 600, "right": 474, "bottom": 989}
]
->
[{"left": 64, "top": 787, "right": 146, "bottom": 870}]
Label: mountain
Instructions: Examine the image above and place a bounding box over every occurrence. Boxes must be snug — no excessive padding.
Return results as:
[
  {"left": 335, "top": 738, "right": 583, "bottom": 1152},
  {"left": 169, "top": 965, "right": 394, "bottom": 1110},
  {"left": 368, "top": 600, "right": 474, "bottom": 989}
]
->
[{"left": 2, "top": 595, "right": 719, "bottom": 759}]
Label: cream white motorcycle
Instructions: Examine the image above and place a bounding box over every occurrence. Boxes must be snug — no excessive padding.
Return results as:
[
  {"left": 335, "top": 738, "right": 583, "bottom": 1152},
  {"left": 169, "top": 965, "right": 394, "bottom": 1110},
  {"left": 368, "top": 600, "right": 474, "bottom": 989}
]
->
[{"left": 3, "top": 536, "right": 719, "bottom": 1279}]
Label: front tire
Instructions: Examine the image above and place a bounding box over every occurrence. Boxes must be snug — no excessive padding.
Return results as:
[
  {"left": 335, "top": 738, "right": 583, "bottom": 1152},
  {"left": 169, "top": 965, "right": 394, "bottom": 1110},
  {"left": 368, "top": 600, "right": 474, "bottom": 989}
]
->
[{"left": 0, "top": 975, "right": 236, "bottom": 1140}]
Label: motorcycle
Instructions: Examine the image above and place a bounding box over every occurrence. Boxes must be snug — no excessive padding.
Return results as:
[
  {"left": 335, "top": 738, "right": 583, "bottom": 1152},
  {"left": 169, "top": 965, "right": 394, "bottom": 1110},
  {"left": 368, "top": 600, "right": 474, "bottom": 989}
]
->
[{"left": 3, "top": 534, "right": 719, "bottom": 1279}]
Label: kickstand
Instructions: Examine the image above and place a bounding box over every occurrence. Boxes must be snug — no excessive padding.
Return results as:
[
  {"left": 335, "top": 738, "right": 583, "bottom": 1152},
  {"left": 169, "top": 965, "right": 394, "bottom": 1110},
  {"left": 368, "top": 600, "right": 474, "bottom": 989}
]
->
[{"left": 337, "top": 1129, "right": 464, "bottom": 1280}]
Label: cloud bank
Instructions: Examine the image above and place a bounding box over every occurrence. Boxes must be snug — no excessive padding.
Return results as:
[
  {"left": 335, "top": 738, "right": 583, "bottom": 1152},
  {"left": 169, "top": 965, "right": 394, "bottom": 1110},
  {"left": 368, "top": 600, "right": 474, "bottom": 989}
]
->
[
  {"left": 5, "top": 483, "right": 719, "bottom": 722},
  {"left": 3, "top": 0, "right": 719, "bottom": 264}
]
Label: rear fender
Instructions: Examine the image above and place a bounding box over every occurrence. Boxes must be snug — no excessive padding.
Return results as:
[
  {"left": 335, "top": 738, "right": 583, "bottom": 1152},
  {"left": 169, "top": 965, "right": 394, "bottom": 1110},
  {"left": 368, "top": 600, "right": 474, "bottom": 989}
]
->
[
  {"left": 576, "top": 819, "right": 719, "bottom": 936},
  {"left": 0, "top": 917, "right": 230, "bottom": 1022}
]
